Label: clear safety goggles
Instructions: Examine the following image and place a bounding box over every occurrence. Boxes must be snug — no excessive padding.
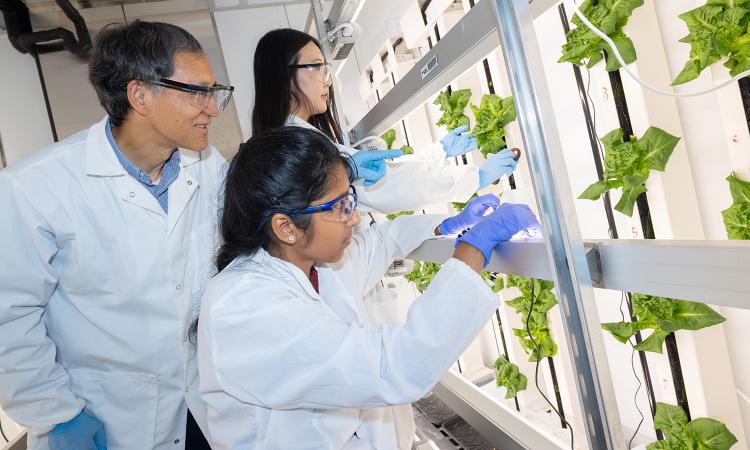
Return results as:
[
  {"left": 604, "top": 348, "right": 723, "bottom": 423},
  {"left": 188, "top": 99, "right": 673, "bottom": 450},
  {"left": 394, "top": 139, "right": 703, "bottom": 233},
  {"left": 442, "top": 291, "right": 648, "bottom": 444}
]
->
[
  {"left": 285, "top": 185, "right": 358, "bottom": 223},
  {"left": 291, "top": 62, "right": 333, "bottom": 83},
  {"left": 152, "top": 78, "right": 235, "bottom": 112}
]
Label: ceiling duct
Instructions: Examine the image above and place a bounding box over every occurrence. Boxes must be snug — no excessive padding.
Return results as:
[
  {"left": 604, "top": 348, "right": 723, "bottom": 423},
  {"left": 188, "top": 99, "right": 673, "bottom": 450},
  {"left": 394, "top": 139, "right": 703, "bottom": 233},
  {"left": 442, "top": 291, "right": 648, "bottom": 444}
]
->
[{"left": 0, "top": 0, "right": 91, "bottom": 55}]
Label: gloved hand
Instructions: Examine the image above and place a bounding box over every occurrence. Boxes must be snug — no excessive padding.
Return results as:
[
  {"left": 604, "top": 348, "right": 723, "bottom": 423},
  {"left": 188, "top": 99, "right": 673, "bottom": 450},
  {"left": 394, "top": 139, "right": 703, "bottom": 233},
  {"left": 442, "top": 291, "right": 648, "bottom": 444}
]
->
[
  {"left": 49, "top": 410, "right": 107, "bottom": 450},
  {"left": 352, "top": 149, "right": 403, "bottom": 186},
  {"left": 438, "top": 194, "right": 500, "bottom": 236},
  {"left": 456, "top": 203, "right": 541, "bottom": 267},
  {"left": 478, "top": 148, "right": 519, "bottom": 189},
  {"left": 440, "top": 125, "right": 477, "bottom": 157}
]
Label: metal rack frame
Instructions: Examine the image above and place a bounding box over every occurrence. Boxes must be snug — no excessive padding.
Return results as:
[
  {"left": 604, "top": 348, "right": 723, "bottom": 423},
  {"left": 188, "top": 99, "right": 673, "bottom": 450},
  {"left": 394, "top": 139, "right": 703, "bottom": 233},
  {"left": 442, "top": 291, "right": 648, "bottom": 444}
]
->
[{"left": 349, "top": 0, "right": 750, "bottom": 448}]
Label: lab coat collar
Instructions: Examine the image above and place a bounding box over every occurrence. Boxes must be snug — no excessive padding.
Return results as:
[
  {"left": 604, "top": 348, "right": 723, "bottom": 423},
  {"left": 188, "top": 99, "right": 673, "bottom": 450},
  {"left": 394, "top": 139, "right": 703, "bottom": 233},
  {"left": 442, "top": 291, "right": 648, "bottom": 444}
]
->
[
  {"left": 86, "top": 117, "right": 204, "bottom": 176},
  {"left": 285, "top": 115, "right": 317, "bottom": 131},
  {"left": 253, "top": 248, "right": 323, "bottom": 301}
]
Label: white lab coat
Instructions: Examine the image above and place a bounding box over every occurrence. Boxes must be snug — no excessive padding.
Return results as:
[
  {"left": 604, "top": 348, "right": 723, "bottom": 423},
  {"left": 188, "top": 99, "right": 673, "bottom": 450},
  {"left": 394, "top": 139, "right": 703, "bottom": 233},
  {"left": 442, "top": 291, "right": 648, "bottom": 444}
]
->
[
  {"left": 0, "top": 117, "right": 226, "bottom": 449},
  {"left": 284, "top": 115, "right": 481, "bottom": 448},
  {"left": 198, "top": 214, "right": 499, "bottom": 449}
]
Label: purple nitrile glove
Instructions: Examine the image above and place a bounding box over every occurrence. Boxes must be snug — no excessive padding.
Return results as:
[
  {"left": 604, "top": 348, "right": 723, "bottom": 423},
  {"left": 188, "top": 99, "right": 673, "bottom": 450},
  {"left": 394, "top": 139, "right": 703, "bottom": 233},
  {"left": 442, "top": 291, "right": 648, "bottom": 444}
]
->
[
  {"left": 440, "top": 125, "right": 478, "bottom": 157},
  {"left": 352, "top": 149, "right": 403, "bottom": 186},
  {"left": 49, "top": 410, "right": 107, "bottom": 450},
  {"left": 456, "top": 203, "right": 542, "bottom": 267},
  {"left": 439, "top": 194, "right": 500, "bottom": 236}
]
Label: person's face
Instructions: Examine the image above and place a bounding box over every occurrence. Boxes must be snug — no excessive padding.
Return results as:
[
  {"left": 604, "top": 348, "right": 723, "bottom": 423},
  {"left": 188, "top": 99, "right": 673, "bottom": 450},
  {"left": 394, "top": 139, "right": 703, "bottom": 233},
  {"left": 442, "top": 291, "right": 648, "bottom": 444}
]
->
[
  {"left": 145, "top": 51, "right": 218, "bottom": 151},
  {"left": 294, "top": 41, "right": 331, "bottom": 120},
  {"left": 300, "top": 163, "right": 360, "bottom": 263}
]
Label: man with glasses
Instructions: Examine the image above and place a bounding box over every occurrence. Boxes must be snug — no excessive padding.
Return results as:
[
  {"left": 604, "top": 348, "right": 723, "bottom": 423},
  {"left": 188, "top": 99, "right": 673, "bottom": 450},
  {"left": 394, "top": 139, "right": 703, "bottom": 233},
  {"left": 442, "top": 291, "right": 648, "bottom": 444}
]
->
[{"left": 0, "top": 20, "right": 230, "bottom": 450}]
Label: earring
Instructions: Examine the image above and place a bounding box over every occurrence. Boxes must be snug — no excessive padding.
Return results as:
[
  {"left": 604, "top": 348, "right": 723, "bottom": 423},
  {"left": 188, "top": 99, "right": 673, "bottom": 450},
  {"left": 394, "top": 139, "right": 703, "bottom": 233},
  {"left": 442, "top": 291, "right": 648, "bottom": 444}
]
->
[{"left": 289, "top": 236, "right": 295, "bottom": 241}]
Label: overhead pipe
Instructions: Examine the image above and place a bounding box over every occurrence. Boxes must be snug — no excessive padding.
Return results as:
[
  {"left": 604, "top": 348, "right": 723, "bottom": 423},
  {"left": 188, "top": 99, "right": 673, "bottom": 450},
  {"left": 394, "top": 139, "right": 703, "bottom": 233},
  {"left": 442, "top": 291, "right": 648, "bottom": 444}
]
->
[{"left": 0, "top": 0, "right": 91, "bottom": 56}]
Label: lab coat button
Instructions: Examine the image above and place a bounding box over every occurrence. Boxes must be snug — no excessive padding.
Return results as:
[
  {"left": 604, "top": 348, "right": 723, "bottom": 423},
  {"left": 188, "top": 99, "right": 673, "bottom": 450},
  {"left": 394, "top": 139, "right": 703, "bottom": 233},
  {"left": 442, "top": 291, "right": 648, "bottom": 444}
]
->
[
  {"left": 174, "top": 439, "right": 180, "bottom": 444},
  {"left": 187, "top": 180, "right": 193, "bottom": 185},
  {"left": 129, "top": 192, "right": 135, "bottom": 197},
  {"left": 176, "top": 284, "right": 182, "bottom": 290}
]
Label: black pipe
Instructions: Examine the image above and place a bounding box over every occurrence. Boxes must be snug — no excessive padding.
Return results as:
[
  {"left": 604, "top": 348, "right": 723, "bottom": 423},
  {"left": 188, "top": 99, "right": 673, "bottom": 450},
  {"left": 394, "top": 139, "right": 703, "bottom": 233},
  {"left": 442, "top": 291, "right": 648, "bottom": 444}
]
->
[
  {"left": 33, "top": 54, "right": 59, "bottom": 142},
  {"left": 739, "top": 77, "right": 750, "bottom": 136},
  {"left": 558, "top": 5, "right": 663, "bottom": 438},
  {"left": 607, "top": 65, "right": 691, "bottom": 421},
  {"left": 495, "top": 309, "right": 520, "bottom": 412},
  {"left": 0, "top": 0, "right": 91, "bottom": 56}
]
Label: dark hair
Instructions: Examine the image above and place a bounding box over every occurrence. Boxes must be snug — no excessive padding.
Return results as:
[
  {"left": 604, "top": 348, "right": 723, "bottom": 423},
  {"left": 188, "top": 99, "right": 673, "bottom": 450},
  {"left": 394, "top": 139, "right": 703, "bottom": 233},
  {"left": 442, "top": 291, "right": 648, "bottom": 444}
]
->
[
  {"left": 251, "top": 28, "right": 343, "bottom": 143},
  {"left": 217, "top": 126, "right": 356, "bottom": 272},
  {"left": 88, "top": 20, "right": 203, "bottom": 127}
]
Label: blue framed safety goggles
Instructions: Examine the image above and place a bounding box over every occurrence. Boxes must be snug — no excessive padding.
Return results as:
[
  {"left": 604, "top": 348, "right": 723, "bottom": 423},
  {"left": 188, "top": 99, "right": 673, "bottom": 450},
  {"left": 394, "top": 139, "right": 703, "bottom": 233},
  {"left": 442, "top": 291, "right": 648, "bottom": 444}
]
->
[{"left": 282, "top": 185, "right": 358, "bottom": 223}]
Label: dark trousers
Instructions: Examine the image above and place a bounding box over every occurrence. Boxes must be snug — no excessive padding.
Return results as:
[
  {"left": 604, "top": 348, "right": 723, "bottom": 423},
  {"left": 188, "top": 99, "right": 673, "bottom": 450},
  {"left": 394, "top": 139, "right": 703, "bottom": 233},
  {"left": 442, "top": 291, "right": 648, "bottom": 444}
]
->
[{"left": 186, "top": 410, "right": 212, "bottom": 450}]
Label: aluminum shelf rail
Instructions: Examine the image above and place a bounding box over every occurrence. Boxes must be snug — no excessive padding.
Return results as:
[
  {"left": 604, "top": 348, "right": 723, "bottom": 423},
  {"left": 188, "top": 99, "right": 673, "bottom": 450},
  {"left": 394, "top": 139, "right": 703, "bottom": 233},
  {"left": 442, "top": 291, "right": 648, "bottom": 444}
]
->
[
  {"left": 350, "top": 0, "right": 558, "bottom": 140},
  {"left": 407, "top": 238, "right": 750, "bottom": 309}
]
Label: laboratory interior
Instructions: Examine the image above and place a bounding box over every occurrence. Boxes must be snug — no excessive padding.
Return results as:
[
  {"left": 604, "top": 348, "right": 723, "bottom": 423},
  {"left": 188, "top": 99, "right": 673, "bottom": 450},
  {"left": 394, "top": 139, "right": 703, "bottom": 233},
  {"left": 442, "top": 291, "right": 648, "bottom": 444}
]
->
[{"left": 1, "top": 0, "right": 749, "bottom": 449}]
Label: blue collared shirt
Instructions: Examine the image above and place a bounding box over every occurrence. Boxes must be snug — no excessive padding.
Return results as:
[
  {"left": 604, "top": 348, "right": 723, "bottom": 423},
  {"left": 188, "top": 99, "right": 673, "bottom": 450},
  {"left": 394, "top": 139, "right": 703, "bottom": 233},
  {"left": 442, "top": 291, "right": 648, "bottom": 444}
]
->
[{"left": 106, "top": 119, "right": 180, "bottom": 213}]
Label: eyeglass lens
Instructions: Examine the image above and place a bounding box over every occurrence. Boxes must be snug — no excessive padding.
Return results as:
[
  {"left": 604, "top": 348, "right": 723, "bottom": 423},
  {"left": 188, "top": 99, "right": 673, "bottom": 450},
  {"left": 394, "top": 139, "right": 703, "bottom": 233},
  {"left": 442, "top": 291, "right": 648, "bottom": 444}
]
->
[{"left": 191, "top": 89, "right": 233, "bottom": 111}]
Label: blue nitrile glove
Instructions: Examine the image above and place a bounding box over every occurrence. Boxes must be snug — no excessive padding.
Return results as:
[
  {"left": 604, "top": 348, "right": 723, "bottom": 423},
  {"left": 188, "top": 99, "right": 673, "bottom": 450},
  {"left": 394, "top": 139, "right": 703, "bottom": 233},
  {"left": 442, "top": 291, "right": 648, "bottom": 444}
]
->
[
  {"left": 456, "top": 203, "right": 541, "bottom": 267},
  {"left": 478, "top": 148, "right": 519, "bottom": 189},
  {"left": 440, "top": 125, "right": 478, "bottom": 157},
  {"left": 439, "top": 193, "right": 500, "bottom": 236},
  {"left": 49, "top": 410, "right": 107, "bottom": 450},
  {"left": 352, "top": 149, "right": 403, "bottom": 186}
]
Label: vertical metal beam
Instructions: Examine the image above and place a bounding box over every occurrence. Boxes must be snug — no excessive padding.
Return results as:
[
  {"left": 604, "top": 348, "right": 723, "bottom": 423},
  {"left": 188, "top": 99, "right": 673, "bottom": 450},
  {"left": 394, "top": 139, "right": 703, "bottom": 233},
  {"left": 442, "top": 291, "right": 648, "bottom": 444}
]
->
[
  {"left": 0, "top": 130, "right": 7, "bottom": 169},
  {"left": 310, "top": 0, "right": 351, "bottom": 146},
  {"left": 491, "top": 0, "right": 624, "bottom": 448}
]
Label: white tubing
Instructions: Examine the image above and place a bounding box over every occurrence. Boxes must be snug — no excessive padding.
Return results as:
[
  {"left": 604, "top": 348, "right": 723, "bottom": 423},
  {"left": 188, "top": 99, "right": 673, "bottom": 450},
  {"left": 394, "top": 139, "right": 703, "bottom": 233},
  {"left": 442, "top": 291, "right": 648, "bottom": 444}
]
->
[{"left": 562, "top": 0, "right": 750, "bottom": 98}]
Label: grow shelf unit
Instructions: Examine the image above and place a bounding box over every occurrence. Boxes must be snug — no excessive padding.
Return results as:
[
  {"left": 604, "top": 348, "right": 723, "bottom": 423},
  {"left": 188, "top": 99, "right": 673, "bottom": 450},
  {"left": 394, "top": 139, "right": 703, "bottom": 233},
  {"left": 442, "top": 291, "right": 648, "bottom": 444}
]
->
[{"left": 346, "top": 0, "right": 750, "bottom": 449}]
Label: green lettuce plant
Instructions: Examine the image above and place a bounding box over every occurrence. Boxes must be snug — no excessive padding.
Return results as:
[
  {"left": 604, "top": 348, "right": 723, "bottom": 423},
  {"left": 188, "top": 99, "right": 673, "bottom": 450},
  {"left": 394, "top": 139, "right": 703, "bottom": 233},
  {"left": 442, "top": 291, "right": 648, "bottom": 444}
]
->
[
  {"left": 405, "top": 261, "right": 441, "bottom": 293},
  {"left": 385, "top": 210, "right": 414, "bottom": 221},
  {"left": 601, "top": 294, "right": 726, "bottom": 353},
  {"left": 672, "top": 0, "right": 750, "bottom": 85},
  {"left": 506, "top": 276, "right": 558, "bottom": 362},
  {"left": 380, "top": 128, "right": 414, "bottom": 155},
  {"left": 721, "top": 173, "right": 750, "bottom": 239},
  {"left": 434, "top": 89, "right": 472, "bottom": 130},
  {"left": 469, "top": 94, "right": 516, "bottom": 157},
  {"left": 492, "top": 355, "right": 528, "bottom": 399},
  {"left": 646, "top": 403, "right": 737, "bottom": 450},
  {"left": 578, "top": 127, "right": 680, "bottom": 217},
  {"left": 559, "top": 0, "right": 644, "bottom": 71},
  {"left": 481, "top": 271, "right": 505, "bottom": 293}
]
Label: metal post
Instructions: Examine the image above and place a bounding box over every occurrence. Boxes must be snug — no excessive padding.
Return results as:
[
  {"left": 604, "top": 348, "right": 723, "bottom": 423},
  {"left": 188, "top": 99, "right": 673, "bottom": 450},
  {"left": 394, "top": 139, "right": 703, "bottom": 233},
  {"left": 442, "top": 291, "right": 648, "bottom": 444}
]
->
[
  {"left": 491, "top": 0, "right": 625, "bottom": 448},
  {"left": 310, "top": 0, "right": 351, "bottom": 147},
  {"left": 0, "top": 130, "right": 6, "bottom": 169}
]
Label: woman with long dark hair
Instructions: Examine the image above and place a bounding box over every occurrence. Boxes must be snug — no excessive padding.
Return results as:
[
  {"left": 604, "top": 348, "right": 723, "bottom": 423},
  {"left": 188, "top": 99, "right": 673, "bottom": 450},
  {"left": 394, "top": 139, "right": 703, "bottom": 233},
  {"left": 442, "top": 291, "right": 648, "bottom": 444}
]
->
[
  {"left": 197, "top": 126, "right": 540, "bottom": 449},
  {"left": 250, "top": 28, "right": 520, "bottom": 211}
]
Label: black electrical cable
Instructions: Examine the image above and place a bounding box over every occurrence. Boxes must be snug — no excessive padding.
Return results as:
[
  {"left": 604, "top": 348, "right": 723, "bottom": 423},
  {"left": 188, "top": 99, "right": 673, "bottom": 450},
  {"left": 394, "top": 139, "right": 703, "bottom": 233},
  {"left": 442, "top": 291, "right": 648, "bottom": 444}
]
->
[
  {"left": 619, "top": 294, "right": 646, "bottom": 449},
  {"left": 0, "top": 416, "right": 9, "bottom": 443},
  {"left": 524, "top": 281, "right": 574, "bottom": 450}
]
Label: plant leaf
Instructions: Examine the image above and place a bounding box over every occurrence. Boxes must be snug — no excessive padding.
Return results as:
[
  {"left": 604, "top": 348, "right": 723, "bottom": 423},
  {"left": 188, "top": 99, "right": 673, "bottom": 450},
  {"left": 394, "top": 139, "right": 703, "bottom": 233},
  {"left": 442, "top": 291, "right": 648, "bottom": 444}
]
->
[
  {"left": 722, "top": 202, "right": 750, "bottom": 240},
  {"left": 685, "top": 417, "right": 738, "bottom": 450},
  {"left": 653, "top": 402, "right": 689, "bottom": 437},
  {"left": 380, "top": 129, "right": 396, "bottom": 149},
  {"left": 579, "top": 181, "right": 610, "bottom": 200},
  {"left": 658, "top": 300, "right": 726, "bottom": 333},
  {"left": 601, "top": 321, "right": 652, "bottom": 343},
  {"left": 726, "top": 172, "right": 750, "bottom": 204},
  {"left": 639, "top": 127, "right": 681, "bottom": 172},
  {"left": 614, "top": 174, "right": 647, "bottom": 217},
  {"left": 633, "top": 329, "right": 669, "bottom": 353},
  {"left": 493, "top": 355, "right": 528, "bottom": 399}
]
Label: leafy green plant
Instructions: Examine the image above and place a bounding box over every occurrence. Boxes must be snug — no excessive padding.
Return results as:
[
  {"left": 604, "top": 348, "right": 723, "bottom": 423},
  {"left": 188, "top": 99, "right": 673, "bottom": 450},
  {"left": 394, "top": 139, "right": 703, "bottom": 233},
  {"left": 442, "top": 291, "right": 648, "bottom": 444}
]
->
[
  {"left": 434, "top": 89, "right": 472, "bottom": 130},
  {"left": 672, "top": 0, "right": 750, "bottom": 85},
  {"left": 505, "top": 276, "right": 558, "bottom": 362},
  {"left": 646, "top": 403, "right": 737, "bottom": 450},
  {"left": 381, "top": 128, "right": 415, "bottom": 155},
  {"left": 481, "top": 271, "right": 505, "bottom": 292},
  {"left": 385, "top": 210, "right": 414, "bottom": 221},
  {"left": 559, "top": 0, "right": 644, "bottom": 71},
  {"left": 721, "top": 173, "right": 750, "bottom": 240},
  {"left": 601, "top": 294, "right": 726, "bottom": 354},
  {"left": 492, "top": 355, "right": 528, "bottom": 399},
  {"left": 469, "top": 94, "right": 517, "bottom": 157},
  {"left": 578, "top": 127, "right": 680, "bottom": 217},
  {"left": 405, "top": 261, "right": 441, "bottom": 293},
  {"left": 380, "top": 129, "right": 397, "bottom": 148},
  {"left": 451, "top": 193, "right": 479, "bottom": 212}
]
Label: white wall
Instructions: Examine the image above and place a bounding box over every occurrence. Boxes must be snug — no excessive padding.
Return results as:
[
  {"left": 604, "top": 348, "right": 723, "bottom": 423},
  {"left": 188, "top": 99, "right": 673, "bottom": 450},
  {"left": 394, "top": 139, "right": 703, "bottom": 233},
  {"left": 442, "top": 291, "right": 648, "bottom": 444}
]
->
[
  {"left": 0, "top": 32, "right": 55, "bottom": 167},
  {"left": 212, "top": 2, "right": 310, "bottom": 140}
]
